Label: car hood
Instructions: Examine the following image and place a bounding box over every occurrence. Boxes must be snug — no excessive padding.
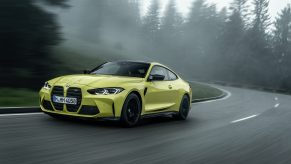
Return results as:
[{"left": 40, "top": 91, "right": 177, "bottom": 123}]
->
[{"left": 50, "top": 74, "right": 144, "bottom": 87}]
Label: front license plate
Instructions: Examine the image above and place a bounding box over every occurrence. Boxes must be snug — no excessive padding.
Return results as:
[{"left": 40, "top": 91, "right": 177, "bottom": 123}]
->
[{"left": 52, "top": 95, "right": 77, "bottom": 105}]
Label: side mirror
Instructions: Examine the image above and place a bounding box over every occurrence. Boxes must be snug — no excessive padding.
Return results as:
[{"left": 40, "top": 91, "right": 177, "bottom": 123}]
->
[
  {"left": 83, "top": 70, "right": 91, "bottom": 74},
  {"left": 148, "top": 74, "right": 165, "bottom": 81}
]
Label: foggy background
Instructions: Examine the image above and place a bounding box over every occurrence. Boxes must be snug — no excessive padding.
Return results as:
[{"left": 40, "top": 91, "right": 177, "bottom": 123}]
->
[{"left": 1, "top": 0, "right": 291, "bottom": 92}]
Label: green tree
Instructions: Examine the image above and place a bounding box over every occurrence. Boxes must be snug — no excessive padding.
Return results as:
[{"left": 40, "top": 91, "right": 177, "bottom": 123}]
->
[
  {"left": 240, "top": 0, "right": 273, "bottom": 86},
  {"left": 217, "top": 0, "right": 248, "bottom": 82},
  {"left": 252, "top": 0, "right": 271, "bottom": 34},
  {"left": 0, "top": 0, "right": 67, "bottom": 89},
  {"left": 230, "top": 0, "right": 249, "bottom": 26},
  {"left": 158, "top": 0, "right": 183, "bottom": 65},
  {"left": 185, "top": 0, "right": 216, "bottom": 55},
  {"left": 141, "top": 0, "right": 160, "bottom": 55},
  {"left": 184, "top": 0, "right": 223, "bottom": 76},
  {"left": 273, "top": 4, "right": 291, "bottom": 89},
  {"left": 160, "top": 0, "right": 183, "bottom": 40}
]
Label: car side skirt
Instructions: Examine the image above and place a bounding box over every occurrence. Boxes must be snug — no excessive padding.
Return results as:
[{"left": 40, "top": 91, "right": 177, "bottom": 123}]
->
[{"left": 141, "top": 111, "right": 178, "bottom": 119}]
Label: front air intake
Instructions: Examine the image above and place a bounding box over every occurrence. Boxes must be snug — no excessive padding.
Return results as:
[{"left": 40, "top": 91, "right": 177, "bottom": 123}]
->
[
  {"left": 79, "top": 105, "right": 99, "bottom": 115},
  {"left": 51, "top": 86, "right": 64, "bottom": 111},
  {"left": 66, "top": 87, "right": 82, "bottom": 112},
  {"left": 42, "top": 100, "right": 54, "bottom": 111}
]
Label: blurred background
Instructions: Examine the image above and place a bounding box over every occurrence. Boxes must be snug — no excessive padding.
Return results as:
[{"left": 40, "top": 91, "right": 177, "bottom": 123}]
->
[{"left": 1, "top": 0, "right": 291, "bottom": 106}]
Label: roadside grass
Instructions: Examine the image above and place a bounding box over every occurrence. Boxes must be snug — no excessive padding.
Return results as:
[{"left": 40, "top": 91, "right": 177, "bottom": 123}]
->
[
  {"left": 0, "top": 82, "right": 224, "bottom": 107},
  {"left": 189, "top": 81, "right": 224, "bottom": 101},
  {"left": 0, "top": 88, "right": 39, "bottom": 107},
  {"left": 52, "top": 47, "right": 105, "bottom": 74}
]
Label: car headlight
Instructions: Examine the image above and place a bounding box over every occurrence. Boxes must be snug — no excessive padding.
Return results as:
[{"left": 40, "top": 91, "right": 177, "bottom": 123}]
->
[
  {"left": 87, "top": 88, "right": 124, "bottom": 95},
  {"left": 43, "top": 82, "right": 51, "bottom": 90}
]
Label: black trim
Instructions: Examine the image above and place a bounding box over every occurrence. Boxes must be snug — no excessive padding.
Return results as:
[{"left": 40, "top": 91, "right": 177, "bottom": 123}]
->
[
  {"left": 112, "top": 103, "right": 115, "bottom": 117},
  {"left": 144, "top": 87, "right": 148, "bottom": 96},
  {"left": 167, "top": 69, "right": 178, "bottom": 81},
  {"left": 42, "top": 100, "right": 54, "bottom": 111},
  {"left": 88, "top": 61, "right": 108, "bottom": 74},
  {"left": 43, "top": 111, "right": 119, "bottom": 121},
  {"left": 66, "top": 87, "right": 82, "bottom": 112},
  {"left": 142, "top": 111, "right": 178, "bottom": 119},
  {"left": 78, "top": 105, "right": 99, "bottom": 115},
  {"left": 51, "top": 86, "right": 64, "bottom": 111},
  {"left": 90, "top": 61, "right": 151, "bottom": 78},
  {"left": 147, "top": 65, "right": 179, "bottom": 82},
  {"left": 147, "top": 107, "right": 169, "bottom": 112}
]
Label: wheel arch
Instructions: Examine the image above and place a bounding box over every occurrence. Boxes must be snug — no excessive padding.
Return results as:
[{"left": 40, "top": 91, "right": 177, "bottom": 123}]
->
[
  {"left": 180, "top": 91, "right": 191, "bottom": 108},
  {"left": 184, "top": 92, "right": 190, "bottom": 101},
  {"left": 123, "top": 89, "right": 144, "bottom": 112},
  {"left": 119, "top": 90, "right": 143, "bottom": 127},
  {"left": 128, "top": 90, "right": 143, "bottom": 110},
  {"left": 178, "top": 89, "right": 191, "bottom": 101}
]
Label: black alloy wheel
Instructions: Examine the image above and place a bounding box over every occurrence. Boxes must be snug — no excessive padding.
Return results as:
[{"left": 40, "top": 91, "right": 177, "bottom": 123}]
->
[
  {"left": 120, "top": 93, "right": 141, "bottom": 127},
  {"left": 174, "top": 95, "right": 190, "bottom": 120}
]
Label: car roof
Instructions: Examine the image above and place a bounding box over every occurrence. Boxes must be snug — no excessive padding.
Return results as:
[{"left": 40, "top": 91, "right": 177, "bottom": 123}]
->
[
  {"left": 108, "top": 60, "right": 178, "bottom": 76},
  {"left": 114, "top": 60, "right": 168, "bottom": 67},
  {"left": 112, "top": 60, "right": 151, "bottom": 64},
  {"left": 109, "top": 60, "right": 171, "bottom": 69}
]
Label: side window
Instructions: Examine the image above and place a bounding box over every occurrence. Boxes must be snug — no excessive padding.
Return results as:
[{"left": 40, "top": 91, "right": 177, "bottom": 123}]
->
[
  {"left": 150, "top": 66, "right": 169, "bottom": 81},
  {"left": 168, "top": 70, "right": 178, "bottom": 80}
]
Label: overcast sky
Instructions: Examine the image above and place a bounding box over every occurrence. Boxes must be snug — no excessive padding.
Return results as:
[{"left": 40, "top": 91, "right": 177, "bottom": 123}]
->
[{"left": 141, "top": 0, "right": 291, "bottom": 20}]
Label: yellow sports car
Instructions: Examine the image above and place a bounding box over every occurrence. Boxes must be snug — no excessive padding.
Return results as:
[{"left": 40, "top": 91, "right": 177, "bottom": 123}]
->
[{"left": 39, "top": 61, "right": 192, "bottom": 127}]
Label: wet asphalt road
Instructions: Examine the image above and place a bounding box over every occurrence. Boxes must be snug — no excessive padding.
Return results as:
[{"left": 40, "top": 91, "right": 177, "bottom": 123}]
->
[{"left": 1, "top": 86, "right": 291, "bottom": 164}]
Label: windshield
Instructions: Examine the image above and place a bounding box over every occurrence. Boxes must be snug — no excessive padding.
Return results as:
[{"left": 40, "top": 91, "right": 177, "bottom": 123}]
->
[{"left": 90, "top": 62, "right": 150, "bottom": 78}]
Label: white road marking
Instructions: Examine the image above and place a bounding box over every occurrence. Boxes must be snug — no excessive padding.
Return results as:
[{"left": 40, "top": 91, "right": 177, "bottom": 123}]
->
[
  {"left": 274, "top": 103, "right": 280, "bottom": 108},
  {"left": 274, "top": 97, "right": 278, "bottom": 101},
  {"left": 0, "top": 113, "right": 43, "bottom": 117},
  {"left": 231, "top": 114, "right": 258, "bottom": 123}
]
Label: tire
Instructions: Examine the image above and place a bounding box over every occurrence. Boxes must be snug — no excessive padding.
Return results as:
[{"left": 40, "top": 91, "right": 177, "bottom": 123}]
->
[
  {"left": 120, "top": 93, "right": 141, "bottom": 127},
  {"left": 174, "top": 94, "right": 190, "bottom": 120}
]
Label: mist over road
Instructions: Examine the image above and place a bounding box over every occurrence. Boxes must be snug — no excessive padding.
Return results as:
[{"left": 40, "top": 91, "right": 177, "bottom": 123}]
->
[{"left": 1, "top": 86, "right": 291, "bottom": 164}]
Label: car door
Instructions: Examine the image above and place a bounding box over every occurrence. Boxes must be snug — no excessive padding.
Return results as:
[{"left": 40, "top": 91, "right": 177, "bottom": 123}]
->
[
  {"left": 165, "top": 68, "right": 180, "bottom": 106},
  {"left": 144, "top": 66, "right": 176, "bottom": 112}
]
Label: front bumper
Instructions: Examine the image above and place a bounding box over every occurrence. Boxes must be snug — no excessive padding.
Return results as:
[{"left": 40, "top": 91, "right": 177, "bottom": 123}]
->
[{"left": 39, "top": 85, "right": 126, "bottom": 118}]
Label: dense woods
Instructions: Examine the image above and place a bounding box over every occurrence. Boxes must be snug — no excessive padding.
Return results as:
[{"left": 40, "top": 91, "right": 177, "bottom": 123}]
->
[
  {"left": 1, "top": 0, "right": 291, "bottom": 91},
  {"left": 0, "top": 0, "right": 68, "bottom": 88},
  {"left": 141, "top": 0, "right": 291, "bottom": 91}
]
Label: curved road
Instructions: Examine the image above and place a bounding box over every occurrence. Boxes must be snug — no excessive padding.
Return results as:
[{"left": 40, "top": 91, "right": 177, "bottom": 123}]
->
[{"left": 1, "top": 86, "right": 291, "bottom": 164}]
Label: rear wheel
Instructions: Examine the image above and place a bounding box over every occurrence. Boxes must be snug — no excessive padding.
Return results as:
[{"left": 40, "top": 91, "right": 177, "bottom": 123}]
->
[
  {"left": 120, "top": 93, "right": 141, "bottom": 127},
  {"left": 174, "top": 95, "right": 190, "bottom": 120}
]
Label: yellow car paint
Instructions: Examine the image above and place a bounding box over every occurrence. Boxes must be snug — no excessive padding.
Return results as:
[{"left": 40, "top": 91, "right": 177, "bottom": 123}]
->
[{"left": 39, "top": 62, "right": 192, "bottom": 119}]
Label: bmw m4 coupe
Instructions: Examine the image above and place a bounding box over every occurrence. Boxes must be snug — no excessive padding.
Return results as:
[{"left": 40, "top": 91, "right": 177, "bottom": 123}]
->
[{"left": 39, "top": 61, "right": 192, "bottom": 127}]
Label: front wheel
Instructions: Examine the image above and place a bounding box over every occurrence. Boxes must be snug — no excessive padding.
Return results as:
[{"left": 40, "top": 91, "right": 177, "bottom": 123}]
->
[
  {"left": 174, "top": 95, "right": 190, "bottom": 120},
  {"left": 120, "top": 93, "right": 141, "bottom": 127}
]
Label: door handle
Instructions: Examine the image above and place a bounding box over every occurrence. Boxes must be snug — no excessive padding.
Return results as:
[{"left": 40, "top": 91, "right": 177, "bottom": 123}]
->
[{"left": 168, "top": 85, "right": 172, "bottom": 89}]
